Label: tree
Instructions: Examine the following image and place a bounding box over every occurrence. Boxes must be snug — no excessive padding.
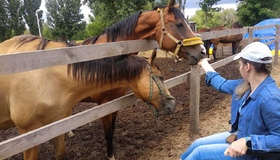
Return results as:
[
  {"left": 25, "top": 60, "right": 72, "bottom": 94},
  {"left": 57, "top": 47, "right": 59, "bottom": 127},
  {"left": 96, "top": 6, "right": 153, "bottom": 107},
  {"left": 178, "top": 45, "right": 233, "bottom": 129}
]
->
[
  {"left": 7, "top": 0, "right": 26, "bottom": 36},
  {"left": 84, "top": 0, "right": 156, "bottom": 36},
  {"left": 45, "top": 0, "right": 86, "bottom": 41},
  {"left": 237, "top": 0, "right": 279, "bottom": 26},
  {"left": 191, "top": 8, "right": 238, "bottom": 29},
  {"left": 0, "top": 1, "right": 11, "bottom": 42},
  {"left": 198, "top": 0, "right": 221, "bottom": 25},
  {"left": 23, "top": 0, "right": 42, "bottom": 35}
]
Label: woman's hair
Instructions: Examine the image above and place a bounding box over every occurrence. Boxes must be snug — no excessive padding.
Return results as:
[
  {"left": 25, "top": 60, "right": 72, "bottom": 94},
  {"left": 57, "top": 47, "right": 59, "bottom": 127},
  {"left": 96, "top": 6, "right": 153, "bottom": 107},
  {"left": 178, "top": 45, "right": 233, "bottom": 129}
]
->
[{"left": 235, "top": 58, "right": 272, "bottom": 99}]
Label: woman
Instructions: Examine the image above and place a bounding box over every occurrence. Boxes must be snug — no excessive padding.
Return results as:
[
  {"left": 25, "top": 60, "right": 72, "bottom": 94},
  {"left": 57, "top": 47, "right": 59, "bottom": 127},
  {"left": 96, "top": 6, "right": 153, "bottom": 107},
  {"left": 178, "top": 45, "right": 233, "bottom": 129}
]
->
[{"left": 181, "top": 42, "right": 280, "bottom": 160}]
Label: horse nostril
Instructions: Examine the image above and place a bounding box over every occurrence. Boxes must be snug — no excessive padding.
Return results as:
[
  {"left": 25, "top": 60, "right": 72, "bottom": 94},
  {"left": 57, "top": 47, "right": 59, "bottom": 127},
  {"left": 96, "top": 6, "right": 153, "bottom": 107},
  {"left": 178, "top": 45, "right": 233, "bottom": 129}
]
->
[
  {"left": 201, "top": 49, "right": 206, "bottom": 57},
  {"left": 200, "top": 45, "right": 206, "bottom": 56}
]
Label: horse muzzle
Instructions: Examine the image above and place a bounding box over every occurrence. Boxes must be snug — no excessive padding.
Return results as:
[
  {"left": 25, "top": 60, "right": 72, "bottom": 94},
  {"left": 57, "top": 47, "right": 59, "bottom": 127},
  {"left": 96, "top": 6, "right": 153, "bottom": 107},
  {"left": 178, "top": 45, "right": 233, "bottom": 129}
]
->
[
  {"left": 160, "top": 96, "right": 176, "bottom": 115},
  {"left": 180, "top": 44, "right": 206, "bottom": 65}
]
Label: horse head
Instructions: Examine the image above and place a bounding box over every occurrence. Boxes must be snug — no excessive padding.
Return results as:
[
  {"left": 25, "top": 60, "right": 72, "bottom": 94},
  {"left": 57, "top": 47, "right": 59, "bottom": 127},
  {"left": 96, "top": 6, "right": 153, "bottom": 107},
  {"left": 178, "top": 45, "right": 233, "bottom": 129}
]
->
[
  {"left": 232, "top": 22, "right": 243, "bottom": 28},
  {"left": 132, "top": 49, "right": 176, "bottom": 115},
  {"left": 155, "top": 0, "right": 206, "bottom": 65}
]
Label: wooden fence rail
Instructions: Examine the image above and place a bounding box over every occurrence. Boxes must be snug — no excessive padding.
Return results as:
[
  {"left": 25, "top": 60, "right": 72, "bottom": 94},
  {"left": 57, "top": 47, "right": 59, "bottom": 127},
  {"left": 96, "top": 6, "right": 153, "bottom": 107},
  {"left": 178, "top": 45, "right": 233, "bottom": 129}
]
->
[
  {"left": 0, "top": 40, "right": 158, "bottom": 75},
  {"left": 0, "top": 24, "right": 279, "bottom": 159}
]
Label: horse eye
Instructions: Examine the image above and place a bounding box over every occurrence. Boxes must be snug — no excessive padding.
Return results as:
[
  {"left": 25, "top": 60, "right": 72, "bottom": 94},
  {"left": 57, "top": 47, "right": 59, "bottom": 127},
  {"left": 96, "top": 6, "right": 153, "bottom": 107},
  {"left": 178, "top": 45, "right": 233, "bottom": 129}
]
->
[{"left": 176, "top": 22, "right": 183, "bottom": 27}]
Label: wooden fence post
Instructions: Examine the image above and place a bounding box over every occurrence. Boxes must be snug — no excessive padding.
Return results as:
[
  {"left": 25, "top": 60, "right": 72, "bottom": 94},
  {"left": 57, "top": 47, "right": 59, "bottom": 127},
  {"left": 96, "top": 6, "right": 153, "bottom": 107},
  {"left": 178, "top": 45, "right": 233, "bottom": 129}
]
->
[
  {"left": 189, "top": 65, "right": 200, "bottom": 133},
  {"left": 248, "top": 27, "right": 254, "bottom": 44},
  {"left": 274, "top": 25, "right": 280, "bottom": 64}
]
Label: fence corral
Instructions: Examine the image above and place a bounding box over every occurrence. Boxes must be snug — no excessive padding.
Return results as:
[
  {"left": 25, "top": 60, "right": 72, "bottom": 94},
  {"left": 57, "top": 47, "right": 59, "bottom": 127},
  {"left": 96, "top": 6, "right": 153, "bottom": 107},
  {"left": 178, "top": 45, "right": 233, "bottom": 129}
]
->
[{"left": 0, "top": 24, "right": 279, "bottom": 159}]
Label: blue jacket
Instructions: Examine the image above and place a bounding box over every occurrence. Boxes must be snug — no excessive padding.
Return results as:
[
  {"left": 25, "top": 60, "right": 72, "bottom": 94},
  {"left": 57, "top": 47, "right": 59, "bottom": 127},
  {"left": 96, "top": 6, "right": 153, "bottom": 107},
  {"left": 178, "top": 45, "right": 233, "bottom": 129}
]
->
[{"left": 206, "top": 71, "right": 280, "bottom": 151}]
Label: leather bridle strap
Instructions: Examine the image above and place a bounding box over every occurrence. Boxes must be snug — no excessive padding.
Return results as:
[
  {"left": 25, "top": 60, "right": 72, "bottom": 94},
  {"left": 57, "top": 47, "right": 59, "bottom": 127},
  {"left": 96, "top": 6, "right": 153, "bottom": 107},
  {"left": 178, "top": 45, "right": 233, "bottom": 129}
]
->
[
  {"left": 145, "top": 62, "right": 175, "bottom": 116},
  {"left": 157, "top": 8, "right": 204, "bottom": 58}
]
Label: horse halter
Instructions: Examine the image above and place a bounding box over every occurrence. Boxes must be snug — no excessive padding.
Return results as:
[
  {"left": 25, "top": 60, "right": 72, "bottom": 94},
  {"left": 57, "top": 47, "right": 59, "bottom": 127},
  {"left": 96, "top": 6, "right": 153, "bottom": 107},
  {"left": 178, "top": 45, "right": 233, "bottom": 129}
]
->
[
  {"left": 157, "top": 8, "right": 204, "bottom": 59},
  {"left": 145, "top": 61, "right": 174, "bottom": 117}
]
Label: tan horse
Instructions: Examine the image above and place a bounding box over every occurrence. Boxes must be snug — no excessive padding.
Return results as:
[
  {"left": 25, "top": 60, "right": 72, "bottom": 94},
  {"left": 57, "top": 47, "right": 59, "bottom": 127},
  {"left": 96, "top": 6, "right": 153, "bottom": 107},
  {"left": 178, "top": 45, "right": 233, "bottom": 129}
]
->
[
  {"left": 80, "top": 0, "right": 205, "bottom": 159},
  {"left": 0, "top": 35, "right": 176, "bottom": 160}
]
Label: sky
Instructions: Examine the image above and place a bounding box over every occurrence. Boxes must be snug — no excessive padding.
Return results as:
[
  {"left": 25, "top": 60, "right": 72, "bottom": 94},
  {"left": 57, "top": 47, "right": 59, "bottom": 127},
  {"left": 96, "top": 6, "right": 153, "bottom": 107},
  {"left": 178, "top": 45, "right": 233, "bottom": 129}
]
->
[{"left": 39, "top": 0, "right": 238, "bottom": 22}]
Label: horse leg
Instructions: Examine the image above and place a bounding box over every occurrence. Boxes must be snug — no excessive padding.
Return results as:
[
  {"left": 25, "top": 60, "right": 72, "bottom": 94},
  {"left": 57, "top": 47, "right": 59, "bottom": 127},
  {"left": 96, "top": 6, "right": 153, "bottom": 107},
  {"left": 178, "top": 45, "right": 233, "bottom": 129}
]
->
[
  {"left": 232, "top": 42, "right": 236, "bottom": 55},
  {"left": 233, "top": 41, "right": 241, "bottom": 55},
  {"left": 212, "top": 44, "right": 218, "bottom": 61},
  {"left": 23, "top": 146, "right": 39, "bottom": 160},
  {"left": 89, "top": 88, "right": 127, "bottom": 159},
  {"left": 203, "top": 40, "right": 210, "bottom": 58},
  {"left": 101, "top": 112, "right": 118, "bottom": 160},
  {"left": 18, "top": 128, "right": 40, "bottom": 160},
  {"left": 50, "top": 134, "right": 67, "bottom": 160}
]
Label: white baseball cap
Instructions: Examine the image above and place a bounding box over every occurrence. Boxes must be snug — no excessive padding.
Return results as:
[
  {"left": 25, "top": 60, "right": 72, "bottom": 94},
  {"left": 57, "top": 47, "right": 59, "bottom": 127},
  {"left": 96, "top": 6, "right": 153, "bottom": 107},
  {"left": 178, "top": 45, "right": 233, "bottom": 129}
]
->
[{"left": 233, "top": 42, "right": 273, "bottom": 63}]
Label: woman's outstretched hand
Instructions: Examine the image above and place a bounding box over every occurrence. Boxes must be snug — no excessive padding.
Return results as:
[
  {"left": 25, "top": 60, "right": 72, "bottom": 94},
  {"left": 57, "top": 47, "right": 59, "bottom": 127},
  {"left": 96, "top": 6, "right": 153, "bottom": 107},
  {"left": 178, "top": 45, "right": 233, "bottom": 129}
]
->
[{"left": 198, "top": 58, "right": 215, "bottom": 72}]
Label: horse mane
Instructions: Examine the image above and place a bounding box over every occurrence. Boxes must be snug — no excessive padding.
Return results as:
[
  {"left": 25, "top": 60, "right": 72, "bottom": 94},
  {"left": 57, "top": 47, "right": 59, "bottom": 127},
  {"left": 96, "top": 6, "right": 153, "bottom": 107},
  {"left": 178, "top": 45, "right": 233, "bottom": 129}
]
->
[
  {"left": 83, "top": 5, "right": 186, "bottom": 44},
  {"left": 153, "top": 5, "right": 186, "bottom": 21},
  {"left": 104, "top": 11, "right": 142, "bottom": 42},
  {"left": 15, "top": 35, "right": 76, "bottom": 50},
  {"left": 67, "top": 55, "right": 149, "bottom": 86},
  {"left": 16, "top": 35, "right": 49, "bottom": 50},
  {"left": 82, "top": 11, "right": 142, "bottom": 44},
  {"left": 81, "top": 35, "right": 101, "bottom": 45}
]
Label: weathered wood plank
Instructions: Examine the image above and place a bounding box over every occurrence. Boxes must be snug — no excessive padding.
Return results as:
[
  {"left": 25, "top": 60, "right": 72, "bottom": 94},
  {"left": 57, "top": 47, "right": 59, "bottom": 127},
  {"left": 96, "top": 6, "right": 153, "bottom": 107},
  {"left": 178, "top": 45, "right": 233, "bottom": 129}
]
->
[
  {"left": 200, "top": 28, "right": 248, "bottom": 40},
  {"left": 0, "top": 40, "right": 158, "bottom": 75},
  {"left": 190, "top": 66, "right": 200, "bottom": 133}
]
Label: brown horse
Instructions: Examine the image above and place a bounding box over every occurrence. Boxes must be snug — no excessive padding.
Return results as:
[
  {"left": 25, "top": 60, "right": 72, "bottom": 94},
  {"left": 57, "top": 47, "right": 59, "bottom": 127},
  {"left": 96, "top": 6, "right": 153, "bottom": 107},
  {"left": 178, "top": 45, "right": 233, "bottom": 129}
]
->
[
  {"left": 197, "top": 22, "right": 243, "bottom": 61},
  {"left": 0, "top": 35, "right": 176, "bottom": 160},
  {"left": 80, "top": 0, "right": 205, "bottom": 159},
  {"left": 210, "top": 22, "right": 243, "bottom": 61}
]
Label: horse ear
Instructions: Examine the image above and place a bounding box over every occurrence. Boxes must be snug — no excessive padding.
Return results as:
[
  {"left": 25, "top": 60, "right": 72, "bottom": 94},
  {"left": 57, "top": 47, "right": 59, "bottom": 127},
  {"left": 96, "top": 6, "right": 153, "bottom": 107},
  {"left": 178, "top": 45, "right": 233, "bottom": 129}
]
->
[
  {"left": 167, "top": 0, "right": 177, "bottom": 9},
  {"left": 150, "top": 48, "right": 157, "bottom": 65}
]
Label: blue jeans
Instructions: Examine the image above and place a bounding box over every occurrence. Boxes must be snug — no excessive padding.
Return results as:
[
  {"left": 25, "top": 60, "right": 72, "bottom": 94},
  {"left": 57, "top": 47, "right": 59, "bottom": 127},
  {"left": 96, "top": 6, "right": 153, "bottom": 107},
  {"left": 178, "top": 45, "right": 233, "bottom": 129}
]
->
[{"left": 180, "top": 132, "right": 255, "bottom": 160}]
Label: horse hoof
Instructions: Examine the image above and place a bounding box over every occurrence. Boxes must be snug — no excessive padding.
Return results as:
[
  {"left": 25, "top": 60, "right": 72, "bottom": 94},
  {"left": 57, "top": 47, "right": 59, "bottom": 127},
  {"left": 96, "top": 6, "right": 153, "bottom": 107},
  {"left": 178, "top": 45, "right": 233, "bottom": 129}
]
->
[{"left": 106, "top": 154, "right": 115, "bottom": 160}]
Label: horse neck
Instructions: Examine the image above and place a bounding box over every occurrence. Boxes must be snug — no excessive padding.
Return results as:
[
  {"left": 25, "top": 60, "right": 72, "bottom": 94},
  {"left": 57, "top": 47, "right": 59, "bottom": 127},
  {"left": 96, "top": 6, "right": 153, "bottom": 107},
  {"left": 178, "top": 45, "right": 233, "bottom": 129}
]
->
[
  {"left": 130, "top": 10, "right": 160, "bottom": 40},
  {"left": 72, "top": 78, "right": 137, "bottom": 103}
]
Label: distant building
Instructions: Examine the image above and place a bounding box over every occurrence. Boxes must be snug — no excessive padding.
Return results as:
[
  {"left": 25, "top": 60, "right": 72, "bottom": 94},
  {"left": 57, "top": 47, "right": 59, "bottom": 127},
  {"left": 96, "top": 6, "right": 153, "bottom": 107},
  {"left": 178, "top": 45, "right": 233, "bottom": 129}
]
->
[
  {"left": 186, "top": 15, "right": 197, "bottom": 32},
  {"left": 189, "top": 21, "right": 197, "bottom": 32}
]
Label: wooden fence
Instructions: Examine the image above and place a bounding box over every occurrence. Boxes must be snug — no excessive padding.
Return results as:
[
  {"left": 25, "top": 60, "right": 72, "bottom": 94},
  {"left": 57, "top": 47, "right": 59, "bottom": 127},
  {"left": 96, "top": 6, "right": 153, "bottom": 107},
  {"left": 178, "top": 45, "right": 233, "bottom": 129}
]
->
[{"left": 0, "top": 24, "right": 279, "bottom": 159}]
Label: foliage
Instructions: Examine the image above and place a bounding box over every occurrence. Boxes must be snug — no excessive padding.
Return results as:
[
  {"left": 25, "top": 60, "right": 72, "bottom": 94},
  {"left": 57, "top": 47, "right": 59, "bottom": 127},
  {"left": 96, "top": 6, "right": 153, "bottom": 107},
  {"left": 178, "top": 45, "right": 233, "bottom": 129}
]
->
[
  {"left": 218, "top": 8, "right": 239, "bottom": 27},
  {"left": 0, "top": 1, "right": 11, "bottom": 42},
  {"left": 6, "top": 0, "right": 26, "bottom": 36},
  {"left": 45, "top": 0, "right": 86, "bottom": 41},
  {"left": 198, "top": 0, "right": 221, "bottom": 25},
  {"left": 84, "top": 0, "right": 164, "bottom": 36},
  {"left": 42, "top": 23, "right": 54, "bottom": 40},
  {"left": 86, "top": 15, "right": 107, "bottom": 36},
  {"left": 191, "top": 8, "right": 238, "bottom": 30},
  {"left": 237, "top": 0, "right": 279, "bottom": 26},
  {"left": 23, "top": 0, "right": 42, "bottom": 36},
  {"left": 71, "top": 29, "right": 89, "bottom": 41}
]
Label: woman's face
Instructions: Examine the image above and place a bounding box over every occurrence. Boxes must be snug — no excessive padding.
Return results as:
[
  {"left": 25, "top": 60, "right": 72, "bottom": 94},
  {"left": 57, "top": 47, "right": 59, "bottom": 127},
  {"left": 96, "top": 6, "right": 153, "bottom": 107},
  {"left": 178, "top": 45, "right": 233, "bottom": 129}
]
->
[{"left": 238, "top": 60, "right": 248, "bottom": 81}]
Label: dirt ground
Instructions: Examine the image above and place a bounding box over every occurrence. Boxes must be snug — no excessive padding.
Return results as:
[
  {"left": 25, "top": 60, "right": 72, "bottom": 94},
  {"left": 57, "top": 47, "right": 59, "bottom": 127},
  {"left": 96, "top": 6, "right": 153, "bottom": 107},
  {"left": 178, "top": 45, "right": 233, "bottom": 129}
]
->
[{"left": 1, "top": 51, "right": 280, "bottom": 160}]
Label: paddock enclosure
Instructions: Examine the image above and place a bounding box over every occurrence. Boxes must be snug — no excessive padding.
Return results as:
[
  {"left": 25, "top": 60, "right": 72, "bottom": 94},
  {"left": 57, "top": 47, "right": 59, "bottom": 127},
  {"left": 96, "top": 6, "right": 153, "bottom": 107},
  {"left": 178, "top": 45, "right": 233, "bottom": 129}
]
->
[{"left": 0, "top": 25, "right": 279, "bottom": 160}]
